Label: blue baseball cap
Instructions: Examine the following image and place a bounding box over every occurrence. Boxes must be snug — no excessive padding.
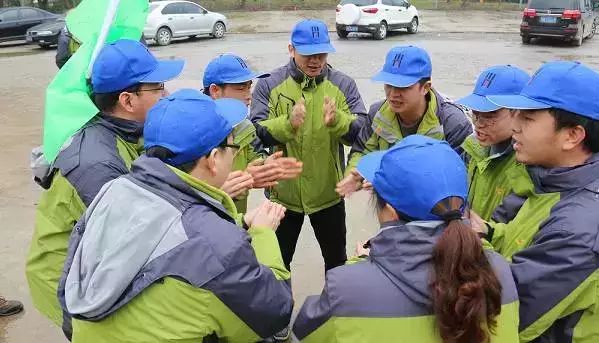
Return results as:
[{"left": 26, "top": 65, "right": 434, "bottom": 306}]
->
[
  {"left": 291, "top": 19, "right": 336, "bottom": 56},
  {"left": 488, "top": 61, "right": 599, "bottom": 120},
  {"left": 457, "top": 65, "right": 530, "bottom": 113},
  {"left": 357, "top": 135, "right": 467, "bottom": 221},
  {"left": 203, "top": 54, "right": 269, "bottom": 89},
  {"left": 372, "top": 46, "right": 432, "bottom": 88},
  {"left": 92, "top": 39, "right": 184, "bottom": 94},
  {"left": 144, "top": 89, "right": 248, "bottom": 166}
]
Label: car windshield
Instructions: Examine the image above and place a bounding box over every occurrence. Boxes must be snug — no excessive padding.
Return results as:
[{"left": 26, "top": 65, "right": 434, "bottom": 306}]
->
[
  {"left": 528, "top": 0, "right": 578, "bottom": 10},
  {"left": 340, "top": 0, "right": 378, "bottom": 6}
]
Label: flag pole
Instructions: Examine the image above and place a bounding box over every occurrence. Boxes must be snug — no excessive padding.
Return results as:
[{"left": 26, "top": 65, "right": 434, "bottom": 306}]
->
[{"left": 86, "top": 0, "right": 121, "bottom": 79}]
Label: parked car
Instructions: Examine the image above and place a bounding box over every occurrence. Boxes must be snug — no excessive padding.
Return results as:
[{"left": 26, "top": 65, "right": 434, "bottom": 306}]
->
[
  {"left": 144, "top": 0, "right": 228, "bottom": 46},
  {"left": 520, "top": 0, "right": 598, "bottom": 46},
  {"left": 0, "top": 6, "right": 61, "bottom": 44},
  {"left": 336, "top": 0, "right": 419, "bottom": 40},
  {"left": 26, "top": 18, "right": 65, "bottom": 48}
]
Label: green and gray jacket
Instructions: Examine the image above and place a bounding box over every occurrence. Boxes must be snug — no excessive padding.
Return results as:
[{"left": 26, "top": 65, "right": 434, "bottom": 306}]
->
[
  {"left": 58, "top": 155, "right": 293, "bottom": 342},
  {"left": 250, "top": 59, "right": 367, "bottom": 214},
  {"left": 462, "top": 136, "right": 528, "bottom": 221},
  {"left": 346, "top": 92, "right": 472, "bottom": 174},
  {"left": 487, "top": 154, "right": 599, "bottom": 342},
  {"left": 231, "top": 119, "right": 264, "bottom": 213},
  {"left": 293, "top": 220, "right": 520, "bottom": 342},
  {"left": 26, "top": 114, "right": 143, "bottom": 328}
]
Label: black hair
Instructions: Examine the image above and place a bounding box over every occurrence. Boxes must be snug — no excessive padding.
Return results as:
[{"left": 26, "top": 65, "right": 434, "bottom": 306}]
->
[
  {"left": 203, "top": 84, "right": 225, "bottom": 97},
  {"left": 92, "top": 84, "right": 142, "bottom": 113},
  {"left": 419, "top": 77, "right": 431, "bottom": 86},
  {"left": 550, "top": 108, "right": 599, "bottom": 153},
  {"left": 145, "top": 137, "right": 229, "bottom": 173}
]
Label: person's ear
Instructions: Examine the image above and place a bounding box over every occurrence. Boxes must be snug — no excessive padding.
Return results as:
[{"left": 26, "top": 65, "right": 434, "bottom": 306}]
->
[
  {"left": 206, "top": 149, "right": 219, "bottom": 176},
  {"left": 421, "top": 81, "right": 432, "bottom": 95},
  {"left": 562, "top": 125, "right": 587, "bottom": 152},
  {"left": 116, "top": 91, "right": 135, "bottom": 113},
  {"left": 288, "top": 43, "right": 295, "bottom": 58},
  {"left": 383, "top": 204, "right": 400, "bottom": 221},
  {"left": 209, "top": 84, "right": 222, "bottom": 99}
]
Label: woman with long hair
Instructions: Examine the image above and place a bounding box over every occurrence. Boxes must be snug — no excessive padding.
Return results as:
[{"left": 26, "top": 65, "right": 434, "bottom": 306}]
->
[{"left": 293, "top": 135, "right": 519, "bottom": 343}]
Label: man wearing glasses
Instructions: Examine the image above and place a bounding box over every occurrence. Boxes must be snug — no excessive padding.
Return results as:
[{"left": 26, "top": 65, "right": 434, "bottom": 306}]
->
[
  {"left": 456, "top": 65, "right": 531, "bottom": 221},
  {"left": 26, "top": 39, "right": 183, "bottom": 335}
]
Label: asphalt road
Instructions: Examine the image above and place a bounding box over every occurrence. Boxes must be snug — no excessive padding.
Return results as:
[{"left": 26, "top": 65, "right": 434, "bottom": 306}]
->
[{"left": 1, "top": 30, "right": 598, "bottom": 343}]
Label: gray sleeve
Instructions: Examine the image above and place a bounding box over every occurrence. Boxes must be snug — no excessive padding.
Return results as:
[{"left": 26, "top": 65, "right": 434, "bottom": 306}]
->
[
  {"left": 293, "top": 286, "right": 334, "bottom": 341},
  {"left": 490, "top": 192, "right": 527, "bottom": 224},
  {"left": 250, "top": 78, "right": 283, "bottom": 147},
  {"left": 439, "top": 102, "right": 473, "bottom": 155},
  {"left": 65, "top": 161, "right": 129, "bottom": 207},
  {"left": 339, "top": 78, "right": 368, "bottom": 144},
  {"left": 55, "top": 27, "right": 71, "bottom": 69},
  {"left": 348, "top": 101, "right": 380, "bottom": 159},
  {"left": 204, "top": 230, "right": 293, "bottom": 339}
]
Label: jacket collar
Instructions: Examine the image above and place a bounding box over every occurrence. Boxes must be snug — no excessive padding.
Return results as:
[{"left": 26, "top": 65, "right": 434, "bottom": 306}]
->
[
  {"left": 95, "top": 112, "right": 144, "bottom": 143},
  {"left": 288, "top": 58, "right": 328, "bottom": 87},
  {"left": 529, "top": 153, "right": 599, "bottom": 193}
]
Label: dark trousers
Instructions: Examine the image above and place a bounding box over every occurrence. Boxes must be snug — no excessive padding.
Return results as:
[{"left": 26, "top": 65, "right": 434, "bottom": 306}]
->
[{"left": 276, "top": 201, "right": 347, "bottom": 271}]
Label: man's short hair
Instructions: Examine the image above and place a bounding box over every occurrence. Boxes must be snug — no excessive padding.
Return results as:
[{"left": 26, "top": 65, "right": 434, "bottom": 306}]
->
[{"left": 551, "top": 108, "right": 599, "bottom": 153}]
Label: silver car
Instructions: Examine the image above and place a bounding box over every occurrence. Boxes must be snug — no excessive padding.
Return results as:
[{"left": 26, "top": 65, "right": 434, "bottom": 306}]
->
[{"left": 144, "top": 1, "right": 228, "bottom": 46}]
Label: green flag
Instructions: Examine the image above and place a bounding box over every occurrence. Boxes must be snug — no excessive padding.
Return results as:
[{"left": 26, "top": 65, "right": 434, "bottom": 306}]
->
[{"left": 42, "top": 0, "right": 149, "bottom": 162}]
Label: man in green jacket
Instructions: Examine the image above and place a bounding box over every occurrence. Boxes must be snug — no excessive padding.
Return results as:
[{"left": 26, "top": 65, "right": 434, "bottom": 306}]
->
[
  {"left": 203, "top": 54, "right": 303, "bottom": 213},
  {"left": 26, "top": 39, "right": 183, "bottom": 331},
  {"left": 336, "top": 45, "right": 472, "bottom": 197},
  {"left": 471, "top": 61, "right": 599, "bottom": 342},
  {"left": 457, "top": 65, "right": 530, "bottom": 220},
  {"left": 58, "top": 89, "right": 293, "bottom": 342},
  {"left": 250, "top": 19, "right": 367, "bottom": 273}
]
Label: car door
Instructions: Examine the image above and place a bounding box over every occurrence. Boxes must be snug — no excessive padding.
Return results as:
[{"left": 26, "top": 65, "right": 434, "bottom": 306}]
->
[
  {"left": 194, "top": 4, "right": 213, "bottom": 33},
  {"left": 392, "top": 0, "right": 412, "bottom": 24},
  {"left": 381, "top": 0, "right": 396, "bottom": 25},
  {"left": 0, "top": 9, "right": 21, "bottom": 40},
  {"left": 181, "top": 2, "right": 208, "bottom": 34},
  {"left": 161, "top": 2, "right": 187, "bottom": 37},
  {"left": 18, "top": 8, "right": 45, "bottom": 37}
]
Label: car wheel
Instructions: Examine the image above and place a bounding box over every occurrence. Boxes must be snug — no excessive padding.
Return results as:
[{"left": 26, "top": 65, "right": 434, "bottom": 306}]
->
[
  {"left": 211, "top": 22, "right": 226, "bottom": 39},
  {"left": 407, "top": 17, "right": 419, "bottom": 34},
  {"left": 521, "top": 35, "right": 531, "bottom": 44},
  {"left": 572, "top": 33, "right": 583, "bottom": 46},
  {"left": 337, "top": 29, "right": 349, "bottom": 39},
  {"left": 373, "top": 22, "right": 387, "bottom": 40},
  {"left": 156, "top": 27, "right": 172, "bottom": 46}
]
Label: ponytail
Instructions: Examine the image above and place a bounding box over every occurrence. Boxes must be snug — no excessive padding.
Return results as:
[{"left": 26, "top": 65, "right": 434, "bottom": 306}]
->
[{"left": 430, "top": 198, "right": 502, "bottom": 343}]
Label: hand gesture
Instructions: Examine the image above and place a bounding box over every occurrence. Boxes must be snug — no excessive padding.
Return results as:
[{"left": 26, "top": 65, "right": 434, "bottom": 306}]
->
[
  {"left": 323, "top": 96, "right": 337, "bottom": 127},
  {"left": 221, "top": 171, "right": 254, "bottom": 199},
  {"left": 290, "top": 98, "right": 306, "bottom": 130},
  {"left": 335, "top": 169, "right": 365, "bottom": 197},
  {"left": 246, "top": 159, "right": 283, "bottom": 189},
  {"left": 250, "top": 200, "right": 287, "bottom": 231},
  {"left": 265, "top": 151, "right": 303, "bottom": 181}
]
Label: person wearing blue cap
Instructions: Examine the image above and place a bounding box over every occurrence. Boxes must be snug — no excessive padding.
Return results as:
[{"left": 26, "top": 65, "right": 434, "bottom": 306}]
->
[
  {"left": 456, "top": 65, "right": 531, "bottom": 221},
  {"left": 26, "top": 38, "right": 183, "bottom": 333},
  {"left": 203, "top": 54, "right": 303, "bottom": 213},
  {"left": 337, "top": 45, "right": 472, "bottom": 197},
  {"left": 293, "top": 135, "right": 519, "bottom": 343},
  {"left": 58, "top": 89, "right": 293, "bottom": 342},
  {"left": 468, "top": 61, "right": 599, "bottom": 342},
  {"left": 250, "top": 19, "right": 367, "bottom": 276}
]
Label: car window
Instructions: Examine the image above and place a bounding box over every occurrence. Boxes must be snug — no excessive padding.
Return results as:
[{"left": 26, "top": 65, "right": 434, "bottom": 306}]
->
[
  {"left": 149, "top": 3, "right": 161, "bottom": 12},
  {"left": 340, "top": 0, "right": 378, "bottom": 6},
  {"left": 162, "top": 3, "right": 183, "bottom": 14},
  {"left": 392, "top": 0, "right": 408, "bottom": 6},
  {"left": 528, "top": 0, "right": 578, "bottom": 10},
  {"left": 0, "top": 9, "right": 19, "bottom": 22},
  {"left": 381, "top": 0, "right": 393, "bottom": 5},
  {"left": 181, "top": 2, "right": 202, "bottom": 14},
  {"left": 20, "top": 8, "right": 42, "bottom": 20}
]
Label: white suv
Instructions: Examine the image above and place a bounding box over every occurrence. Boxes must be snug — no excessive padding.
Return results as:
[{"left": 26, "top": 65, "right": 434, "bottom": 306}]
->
[{"left": 336, "top": 0, "right": 419, "bottom": 40}]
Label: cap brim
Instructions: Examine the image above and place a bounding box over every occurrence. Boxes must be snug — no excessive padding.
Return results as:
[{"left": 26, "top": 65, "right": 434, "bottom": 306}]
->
[
  {"left": 294, "top": 43, "right": 336, "bottom": 55},
  {"left": 141, "top": 59, "right": 185, "bottom": 84},
  {"left": 372, "top": 71, "right": 420, "bottom": 88},
  {"left": 223, "top": 71, "right": 271, "bottom": 84},
  {"left": 487, "top": 94, "right": 552, "bottom": 110},
  {"left": 456, "top": 94, "right": 501, "bottom": 112},
  {"left": 214, "top": 98, "right": 249, "bottom": 128},
  {"left": 356, "top": 150, "right": 386, "bottom": 183}
]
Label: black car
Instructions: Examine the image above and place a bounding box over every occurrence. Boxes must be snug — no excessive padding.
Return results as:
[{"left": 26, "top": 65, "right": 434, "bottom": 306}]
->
[
  {"left": 520, "top": 0, "right": 599, "bottom": 46},
  {"left": 26, "top": 18, "right": 64, "bottom": 48},
  {"left": 0, "top": 6, "right": 61, "bottom": 44}
]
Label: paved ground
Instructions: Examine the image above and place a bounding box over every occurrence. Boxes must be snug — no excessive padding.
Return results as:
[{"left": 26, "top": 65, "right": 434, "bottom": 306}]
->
[{"left": 1, "top": 9, "right": 599, "bottom": 343}]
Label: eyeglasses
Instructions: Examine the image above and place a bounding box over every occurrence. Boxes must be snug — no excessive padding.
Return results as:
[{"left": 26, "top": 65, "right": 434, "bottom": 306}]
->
[{"left": 135, "top": 83, "right": 165, "bottom": 93}]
